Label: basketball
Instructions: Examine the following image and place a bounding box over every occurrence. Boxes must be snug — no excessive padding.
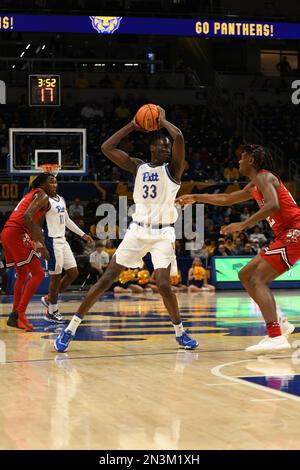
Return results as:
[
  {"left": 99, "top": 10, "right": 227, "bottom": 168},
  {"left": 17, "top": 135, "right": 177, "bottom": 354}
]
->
[{"left": 135, "top": 104, "right": 159, "bottom": 131}]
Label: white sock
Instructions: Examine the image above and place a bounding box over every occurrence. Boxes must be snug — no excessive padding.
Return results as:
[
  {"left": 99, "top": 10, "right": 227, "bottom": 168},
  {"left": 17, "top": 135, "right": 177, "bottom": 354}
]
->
[
  {"left": 173, "top": 322, "right": 184, "bottom": 337},
  {"left": 67, "top": 314, "right": 82, "bottom": 334},
  {"left": 49, "top": 303, "right": 58, "bottom": 314}
]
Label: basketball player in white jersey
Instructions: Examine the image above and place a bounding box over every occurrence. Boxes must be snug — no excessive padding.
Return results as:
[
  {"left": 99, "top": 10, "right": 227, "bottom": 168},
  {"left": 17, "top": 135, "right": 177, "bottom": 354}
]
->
[
  {"left": 55, "top": 106, "right": 198, "bottom": 352},
  {"left": 42, "top": 177, "right": 94, "bottom": 321}
]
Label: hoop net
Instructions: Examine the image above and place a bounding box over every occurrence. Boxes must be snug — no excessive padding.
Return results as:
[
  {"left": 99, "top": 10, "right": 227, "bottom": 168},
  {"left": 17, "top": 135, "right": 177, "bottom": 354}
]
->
[{"left": 37, "top": 163, "right": 61, "bottom": 176}]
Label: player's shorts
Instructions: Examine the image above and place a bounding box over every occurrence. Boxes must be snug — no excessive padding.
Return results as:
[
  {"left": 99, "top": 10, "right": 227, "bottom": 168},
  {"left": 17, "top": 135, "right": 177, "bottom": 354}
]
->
[
  {"left": 115, "top": 223, "right": 177, "bottom": 274},
  {"left": 260, "top": 229, "right": 300, "bottom": 275},
  {"left": 1, "top": 226, "right": 40, "bottom": 268},
  {"left": 45, "top": 237, "right": 76, "bottom": 275}
]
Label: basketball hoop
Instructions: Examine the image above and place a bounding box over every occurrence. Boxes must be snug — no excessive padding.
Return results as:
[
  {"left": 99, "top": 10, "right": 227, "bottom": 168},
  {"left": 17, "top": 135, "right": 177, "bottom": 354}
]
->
[{"left": 37, "top": 163, "right": 61, "bottom": 176}]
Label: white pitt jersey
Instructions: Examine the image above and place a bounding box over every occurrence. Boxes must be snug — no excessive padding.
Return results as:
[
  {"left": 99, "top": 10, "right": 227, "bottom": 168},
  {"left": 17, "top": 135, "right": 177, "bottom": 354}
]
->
[
  {"left": 132, "top": 163, "right": 180, "bottom": 225},
  {"left": 43, "top": 195, "right": 67, "bottom": 238}
]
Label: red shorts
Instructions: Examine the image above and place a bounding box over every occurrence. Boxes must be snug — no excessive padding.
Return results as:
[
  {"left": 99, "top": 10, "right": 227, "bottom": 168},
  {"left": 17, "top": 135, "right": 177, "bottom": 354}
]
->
[
  {"left": 260, "top": 229, "right": 300, "bottom": 275},
  {"left": 1, "top": 226, "right": 39, "bottom": 268}
]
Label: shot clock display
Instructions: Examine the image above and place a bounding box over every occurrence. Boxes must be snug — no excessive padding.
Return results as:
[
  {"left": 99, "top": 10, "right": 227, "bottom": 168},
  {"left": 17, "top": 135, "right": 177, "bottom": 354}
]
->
[{"left": 29, "top": 75, "right": 60, "bottom": 106}]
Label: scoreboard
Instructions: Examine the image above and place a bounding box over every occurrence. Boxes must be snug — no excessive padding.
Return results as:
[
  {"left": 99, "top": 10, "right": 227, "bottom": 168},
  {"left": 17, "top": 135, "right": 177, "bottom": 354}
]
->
[{"left": 29, "top": 75, "right": 60, "bottom": 106}]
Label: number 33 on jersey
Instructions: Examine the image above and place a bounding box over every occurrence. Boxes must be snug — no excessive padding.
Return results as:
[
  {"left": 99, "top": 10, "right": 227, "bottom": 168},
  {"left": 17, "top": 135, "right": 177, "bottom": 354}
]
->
[{"left": 133, "top": 163, "right": 180, "bottom": 225}]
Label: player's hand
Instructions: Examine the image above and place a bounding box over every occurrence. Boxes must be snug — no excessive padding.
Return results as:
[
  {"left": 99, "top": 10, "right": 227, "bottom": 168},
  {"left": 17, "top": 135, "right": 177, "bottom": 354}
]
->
[
  {"left": 175, "top": 194, "right": 197, "bottom": 205},
  {"left": 131, "top": 117, "right": 146, "bottom": 132},
  {"left": 35, "top": 242, "right": 49, "bottom": 260},
  {"left": 220, "top": 222, "right": 246, "bottom": 235},
  {"left": 83, "top": 234, "right": 94, "bottom": 245},
  {"left": 157, "top": 105, "right": 166, "bottom": 128}
]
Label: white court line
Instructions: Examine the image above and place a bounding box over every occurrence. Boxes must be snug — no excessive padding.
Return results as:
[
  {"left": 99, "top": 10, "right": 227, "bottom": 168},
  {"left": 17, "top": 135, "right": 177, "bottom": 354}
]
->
[
  {"left": 205, "top": 382, "right": 240, "bottom": 386},
  {"left": 251, "top": 398, "right": 288, "bottom": 402},
  {"left": 211, "top": 359, "right": 300, "bottom": 403}
]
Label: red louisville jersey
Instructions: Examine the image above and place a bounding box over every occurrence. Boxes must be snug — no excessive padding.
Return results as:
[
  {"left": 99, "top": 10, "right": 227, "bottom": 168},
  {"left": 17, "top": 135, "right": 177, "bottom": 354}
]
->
[
  {"left": 4, "top": 189, "right": 49, "bottom": 235},
  {"left": 252, "top": 170, "right": 300, "bottom": 238}
]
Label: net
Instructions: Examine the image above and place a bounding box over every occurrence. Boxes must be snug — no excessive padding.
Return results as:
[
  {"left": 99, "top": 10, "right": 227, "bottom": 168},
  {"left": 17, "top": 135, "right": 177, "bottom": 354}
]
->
[{"left": 37, "top": 163, "right": 61, "bottom": 176}]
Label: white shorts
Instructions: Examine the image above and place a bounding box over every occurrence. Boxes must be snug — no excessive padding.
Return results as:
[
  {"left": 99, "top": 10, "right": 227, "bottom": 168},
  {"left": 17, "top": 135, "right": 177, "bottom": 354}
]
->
[
  {"left": 46, "top": 237, "right": 77, "bottom": 275},
  {"left": 115, "top": 223, "right": 177, "bottom": 274}
]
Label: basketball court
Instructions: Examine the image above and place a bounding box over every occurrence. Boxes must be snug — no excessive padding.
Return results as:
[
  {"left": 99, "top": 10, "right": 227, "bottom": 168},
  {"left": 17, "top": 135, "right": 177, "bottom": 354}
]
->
[
  {"left": 1, "top": 3, "right": 300, "bottom": 457},
  {"left": 0, "top": 291, "right": 299, "bottom": 450}
]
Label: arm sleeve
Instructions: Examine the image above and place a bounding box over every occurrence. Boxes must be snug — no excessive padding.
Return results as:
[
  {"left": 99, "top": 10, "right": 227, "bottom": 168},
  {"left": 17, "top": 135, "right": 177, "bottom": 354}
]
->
[{"left": 65, "top": 210, "right": 85, "bottom": 237}]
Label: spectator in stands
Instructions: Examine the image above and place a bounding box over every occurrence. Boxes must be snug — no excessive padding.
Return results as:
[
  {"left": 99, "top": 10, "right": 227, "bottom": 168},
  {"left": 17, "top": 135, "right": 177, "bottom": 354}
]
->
[
  {"left": 212, "top": 207, "right": 224, "bottom": 227},
  {"left": 81, "top": 103, "right": 96, "bottom": 119},
  {"left": 206, "top": 239, "right": 217, "bottom": 258},
  {"left": 99, "top": 75, "right": 112, "bottom": 88},
  {"left": 252, "top": 240, "right": 261, "bottom": 254},
  {"left": 89, "top": 222, "right": 96, "bottom": 238},
  {"left": 111, "top": 166, "right": 121, "bottom": 182},
  {"left": 136, "top": 264, "right": 157, "bottom": 293},
  {"left": 242, "top": 243, "right": 256, "bottom": 256},
  {"left": 249, "top": 225, "right": 267, "bottom": 246},
  {"left": 237, "top": 232, "right": 249, "bottom": 247},
  {"left": 229, "top": 207, "right": 241, "bottom": 223},
  {"left": 76, "top": 217, "right": 90, "bottom": 235},
  {"left": 74, "top": 73, "right": 89, "bottom": 89},
  {"left": 89, "top": 241, "right": 110, "bottom": 283},
  {"left": 69, "top": 198, "right": 84, "bottom": 218},
  {"left": 184, "top": 67, "right": 198, "bottom": 89},
  {"left": 114, "top": 101, "right": 131, "bottom": 120},
  {"left": 240, "top": 207, "right": 250, "bottom": 223},
  {"left": 221, "top": 216, "right": 231, "bottom": 234},
  {"left": 188, "top": 258, "right": 215, "bottom": 293},
  {"left": 224, "top": 235, "right": 235, "bottom": 251},
  {"left": 214, "top": 243, "right": 231, "bottom": 256},
  {"left": 86, "top": 199, "right": 101, "bottom": 231},
  {"left": 276, "top": 56, "right": 292, "bottom": 77},
  {"left": 113, "top": 268, "right": 144, "bottom": 294},
  {"left": 112, "top": 75, "right": 123, "bottom": 90},
  {"left": 224, "top": 161, "right": 239, "bottom": 181},
  {"left": 231, "top": 238, "right": 244, "bottom": 255},
  {"left": 1, "top": 140, "right": 9, "bottom": 157},
  {"left": 103, "top": 240, "right": 116, "bottom": 258},
  {"left": 169, "top": 270, "right": 187, "bottom": 293},
  {"left": 125, "top": 76, "right": 139, "bottom": 89}
]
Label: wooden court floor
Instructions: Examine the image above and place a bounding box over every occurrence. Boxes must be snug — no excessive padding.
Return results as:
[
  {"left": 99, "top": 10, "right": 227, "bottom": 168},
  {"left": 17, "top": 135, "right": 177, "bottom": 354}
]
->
[{"left": 0, "top": 290, "right": 300, "bottom": 450}]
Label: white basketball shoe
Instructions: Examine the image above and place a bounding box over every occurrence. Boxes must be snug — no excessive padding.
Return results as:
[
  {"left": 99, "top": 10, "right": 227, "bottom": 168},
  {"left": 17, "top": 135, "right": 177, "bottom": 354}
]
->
[{"left": 245, "top": 335, "right": 291, "bottom": 354}]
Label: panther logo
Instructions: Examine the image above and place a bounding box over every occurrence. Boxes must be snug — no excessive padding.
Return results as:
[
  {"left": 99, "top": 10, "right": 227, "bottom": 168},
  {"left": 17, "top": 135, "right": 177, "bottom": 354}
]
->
[{"left": 89, "top": 16, "right": 122, "bottom": 34}]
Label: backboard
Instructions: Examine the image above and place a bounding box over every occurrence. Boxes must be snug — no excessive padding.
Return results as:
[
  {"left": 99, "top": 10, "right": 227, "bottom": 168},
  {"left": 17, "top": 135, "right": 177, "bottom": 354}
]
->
[{"left": 9, "top": 128, "right": 87, "bottom": 175}]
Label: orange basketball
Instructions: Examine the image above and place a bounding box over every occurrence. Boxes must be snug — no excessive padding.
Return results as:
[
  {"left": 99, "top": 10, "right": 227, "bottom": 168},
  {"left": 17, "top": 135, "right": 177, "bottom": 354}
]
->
[{"left": 135, "top": 104, "right": 159, "bottom": 131}]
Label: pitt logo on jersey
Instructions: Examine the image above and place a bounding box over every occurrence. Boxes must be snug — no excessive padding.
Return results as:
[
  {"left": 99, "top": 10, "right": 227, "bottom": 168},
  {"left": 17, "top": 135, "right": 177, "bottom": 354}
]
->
[
  {"left": 89, "top": 16, "right": 122, "bottom": 34},
  {"left": 142, "top": 172, "right": 159, "bottom": 182},
  {"left": 56, "top": 205, "right": 65, "bottom": 214}
]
